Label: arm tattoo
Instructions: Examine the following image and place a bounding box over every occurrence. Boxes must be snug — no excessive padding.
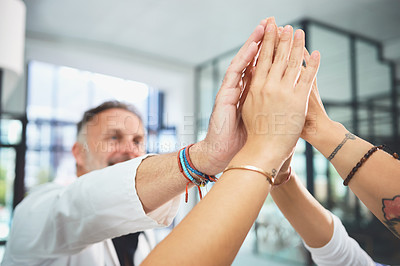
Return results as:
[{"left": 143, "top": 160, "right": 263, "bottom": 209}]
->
[
  {"left": 382, "top": 195, "right": 400, "bottom": 239},
  {"left": 327, "top": 132, "right": 356, "bottom": 161}
]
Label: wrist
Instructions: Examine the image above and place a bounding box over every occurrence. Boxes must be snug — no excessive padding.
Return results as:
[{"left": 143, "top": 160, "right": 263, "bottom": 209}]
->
[
  {"left": 273, "top": 166, "right": 292, "bottom": 186},
  {"left": 188, "top": 140, "right": 221, "bottom": 175},
  {"left": 304, "top": 120, "right": 347, "bottom": 157},
  {"left": 270, "top": 169, "right": 295, "bottom": 194},
  {"left": 229, "top": 142, "right": 286, "bottom": 177}
]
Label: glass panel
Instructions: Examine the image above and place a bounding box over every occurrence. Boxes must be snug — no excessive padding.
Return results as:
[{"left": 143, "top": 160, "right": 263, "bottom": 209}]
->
[
  {"left": 25, "top": 150, "right": 53, "bottom": 191},
  {"left": 0, "top": 119, "right": 22, "bottom": 145},
  {"left": 309, "top": 24, "right": 352, "bottom": 102},
  {"left": 356, "top": 41, "right": 391, "bottom": 100},
  {"left": 197, "top": 65, "right": 214, "bottom": 141},
  {"left": 254, "top": 197, "right": 305, "bottom": 264},
  {"left": 0, "top": 148, "right": 16, "bottom": 241},
  {"left": 54, "top": 125, "right": 77, "bottom": 150},
  {"left": 357, "top": 107, "right": 370, "bottom": 138},
  {"left": 158, "top": 128, "right": 178, "bottom": 154},
  {"left": 314, "top": 150, "right": 328, "bottom": 206},
  {"left": 55, "top": 66, "right": 91, "bottom": 122},
  {"left": 90, "top": 74, "right": 149, "bottom": 122},
  {"left": 38, "top": 123, "right": 52, "bottom": 149},
  {"left": 27, "top": 61, "right": 56, "bottom": 120},
  {"left": 326, "top": 106, "right": 353, "bottom": 132},
  {"left": 373, "top": 110, "right": 392, "bottom": 137},
  {"left": 53, "top": 151, "right": 76, "bottom": 184},
  {"left": 26, "top": 60, "right": 155, "bottom": 192}
]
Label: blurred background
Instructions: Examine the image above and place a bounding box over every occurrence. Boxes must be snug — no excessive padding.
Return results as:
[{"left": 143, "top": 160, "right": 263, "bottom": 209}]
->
[{"left": 0, "top": 0, "right": 399, "bottom": 264}]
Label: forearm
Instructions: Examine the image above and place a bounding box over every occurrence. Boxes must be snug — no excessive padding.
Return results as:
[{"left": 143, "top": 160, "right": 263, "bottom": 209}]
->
[
  {"left": 142, "top": 147, "right": 280, "bottom": 265},
  {"left": 271, "top": 173, "right": 333, "bottom": 248},
  {"left": 136, "top": 141, "right": 216, "bottom": 213},
  {"left": 307, "top": 120, "right": 400, "bottom": 238}
]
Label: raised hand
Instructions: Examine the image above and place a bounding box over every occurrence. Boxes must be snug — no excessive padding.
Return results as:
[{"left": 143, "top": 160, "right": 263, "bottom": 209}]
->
[
  {"left": 300, "top": 48, "right": 332, "bottom": 144},
  {"left": 194, "top": 18, "right": 269, "bottom": 175},
  {"left": 240, "top": 21, "right": 321, "bottom": 172}
]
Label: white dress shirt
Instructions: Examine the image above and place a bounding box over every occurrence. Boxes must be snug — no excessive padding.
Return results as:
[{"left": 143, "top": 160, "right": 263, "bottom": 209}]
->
[{"left": 1, "top": 154, "right": 180, "bottom": 266}]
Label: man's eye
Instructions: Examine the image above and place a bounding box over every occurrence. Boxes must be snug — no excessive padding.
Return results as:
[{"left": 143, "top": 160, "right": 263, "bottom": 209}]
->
[{"left": 110, "top": 135, "right": 118, "bottom": 140}]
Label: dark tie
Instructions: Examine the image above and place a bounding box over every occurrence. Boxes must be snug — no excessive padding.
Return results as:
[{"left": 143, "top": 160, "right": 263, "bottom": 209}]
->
[{"left": 112, "top": 232, "right": 142, "bottom": 266}]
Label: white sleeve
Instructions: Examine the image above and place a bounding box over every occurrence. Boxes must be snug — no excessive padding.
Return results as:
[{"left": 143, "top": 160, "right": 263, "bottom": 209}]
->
[
  {"left": 303, "top": 213, "right": 375, "bottom": 266},
  {"left": 5, "top": 154, "right": 180, "bottom": 260}
]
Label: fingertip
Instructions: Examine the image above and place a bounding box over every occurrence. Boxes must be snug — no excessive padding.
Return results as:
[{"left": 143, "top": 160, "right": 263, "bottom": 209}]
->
[
  {"left": 260, "top": 18, "right": 267, "bottom": 27},
  {"left": 283, "top": 25, "right": 292, "bottom": 33},
  {"left": 245, "top": 41, "right": 259, "bottom": 60},
  {"left": 253, "top": 24, "right": 265, "bottom": 37},
  {"left": 249, "top": 41, "right": 258, "bottom": 50},
  {"left": 311, "top": 50, "right": 320, "bottom": 60},
  {"left": 266, "top": 23, "right": 276, "bottom": 33},
  {"left": 294, "top": 29, "right": 304, "bottom": 40}
]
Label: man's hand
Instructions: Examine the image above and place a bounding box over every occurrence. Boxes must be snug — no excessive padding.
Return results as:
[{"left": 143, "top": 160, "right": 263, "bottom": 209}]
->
[{"left": 191, "top": 18, "right": 272, "bottom": 175}]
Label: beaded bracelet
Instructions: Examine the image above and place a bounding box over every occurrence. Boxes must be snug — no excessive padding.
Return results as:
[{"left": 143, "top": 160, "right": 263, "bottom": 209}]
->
[
  {"left": 343, "top": 145, "right": 399, "bottom": 186},
  {"left": 177, "top": 145, "right": 218, "bottom": 202},
  {"left": 184, "top": 144, "right": 217, "bottom": 182}
]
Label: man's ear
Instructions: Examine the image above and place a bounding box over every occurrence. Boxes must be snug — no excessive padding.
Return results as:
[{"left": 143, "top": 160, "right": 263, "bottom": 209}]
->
[{"left": 72, "top": 142, "right": 85, "bottom": 167}]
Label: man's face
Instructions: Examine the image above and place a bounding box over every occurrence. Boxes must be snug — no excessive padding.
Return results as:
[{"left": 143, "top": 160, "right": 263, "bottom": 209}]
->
[{"left": 76, "top": 108, "right": 146, "bottom": 175}]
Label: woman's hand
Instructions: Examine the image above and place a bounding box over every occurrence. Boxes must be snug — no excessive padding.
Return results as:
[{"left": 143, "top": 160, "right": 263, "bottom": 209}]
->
[
  {"left": 240, "top": 21, "right": 321, "bottom": 170},
  {"left": 300, "top": 49, "right": 335, "bottom": 145}
]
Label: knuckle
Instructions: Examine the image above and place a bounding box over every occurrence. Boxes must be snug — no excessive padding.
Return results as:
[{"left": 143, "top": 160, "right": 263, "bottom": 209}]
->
[
  {"left": 287, "top": 58, "right": 301, "bottom": 68},
  {"left": 226, "top": 65, "right": 241, "bottom": 75},
  {"left": 274, "top": 52, "right": 287, "bottom": 63},
  {"left": 300, "top": 73, "right": 313, "bottom": 84}
]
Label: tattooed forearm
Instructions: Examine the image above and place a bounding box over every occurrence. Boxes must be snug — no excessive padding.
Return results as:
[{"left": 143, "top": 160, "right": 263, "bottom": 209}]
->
[
  {"left": 382, "top": 195, "right": 400, "bottom": 239},
  {"left": 327, "top": 132, "right": 356, "bottom": 161}
]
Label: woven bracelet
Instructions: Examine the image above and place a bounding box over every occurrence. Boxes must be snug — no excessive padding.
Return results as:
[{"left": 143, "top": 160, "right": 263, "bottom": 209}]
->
[
  {"left": 343, "top": 145, "right": 399, "bottom": 186},
  {"left": 177, "top": 145, "right": 218, "bottom": 202}
]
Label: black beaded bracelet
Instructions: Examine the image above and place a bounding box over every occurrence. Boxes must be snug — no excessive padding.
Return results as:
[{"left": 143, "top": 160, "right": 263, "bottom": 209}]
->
[{"left": 343, "top": 145, "right": 399, "bottom": 186}]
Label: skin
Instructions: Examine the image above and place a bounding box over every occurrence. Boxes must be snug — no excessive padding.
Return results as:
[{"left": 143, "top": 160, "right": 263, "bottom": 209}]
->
[
  {"left": 142, "top": 18, "right": 321, "bottom": 265},
  {"left": 270, "top": 49, "right": 400, "bottom": 254},
  {"left": 300, "top": 50, "right": 400, "bottom": 239},
  {"left": 271, "top": 172, "right": 334, "bottom": 248},
  {"left": 72, "top": 108, "right": 146, "bottom": 177},
  {"left": 70, "top": 18, "right": 270, "bottom": 214}
]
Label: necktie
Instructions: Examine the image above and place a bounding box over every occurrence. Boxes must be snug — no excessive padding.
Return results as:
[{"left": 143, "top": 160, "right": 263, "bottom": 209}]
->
[{"left": 112, "top": 232, "right": 142, "bottom": 266}]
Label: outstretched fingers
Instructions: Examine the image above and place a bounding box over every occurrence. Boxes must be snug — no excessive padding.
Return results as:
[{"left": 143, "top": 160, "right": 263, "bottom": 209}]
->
[
  {"left": 267, "top": 25, "right": 294, "bottom": 82},
  {"left": 282, "top": 29, "right": 305, "bottom": 87},
  {"left": 296, "top": 51, "right": 320, "bottom": 97},
  {"left": 252, "top": 17, "right": 277, "bottom": 87},
  {"left": 221, "top": 23, "right": 265, "bottom": 91}
]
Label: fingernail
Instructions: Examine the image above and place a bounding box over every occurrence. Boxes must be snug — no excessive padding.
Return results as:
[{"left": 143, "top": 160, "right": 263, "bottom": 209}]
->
[
  {"left": 283, "top": 25, "right": 292, "bottom": 33},
  {"left": 266, "top": 24, "right": 274, "bottom": 32},
  {"left": 294, "top": 30, "right": 303, "bottom": 40},
  {"left": 311, "top": 51, "right": 320, "bottom": 59}
]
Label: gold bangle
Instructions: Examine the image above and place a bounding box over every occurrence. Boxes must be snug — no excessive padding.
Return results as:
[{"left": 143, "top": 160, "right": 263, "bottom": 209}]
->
[{"left": 223, "top": 165, "right": 275, "bottom": 185}]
